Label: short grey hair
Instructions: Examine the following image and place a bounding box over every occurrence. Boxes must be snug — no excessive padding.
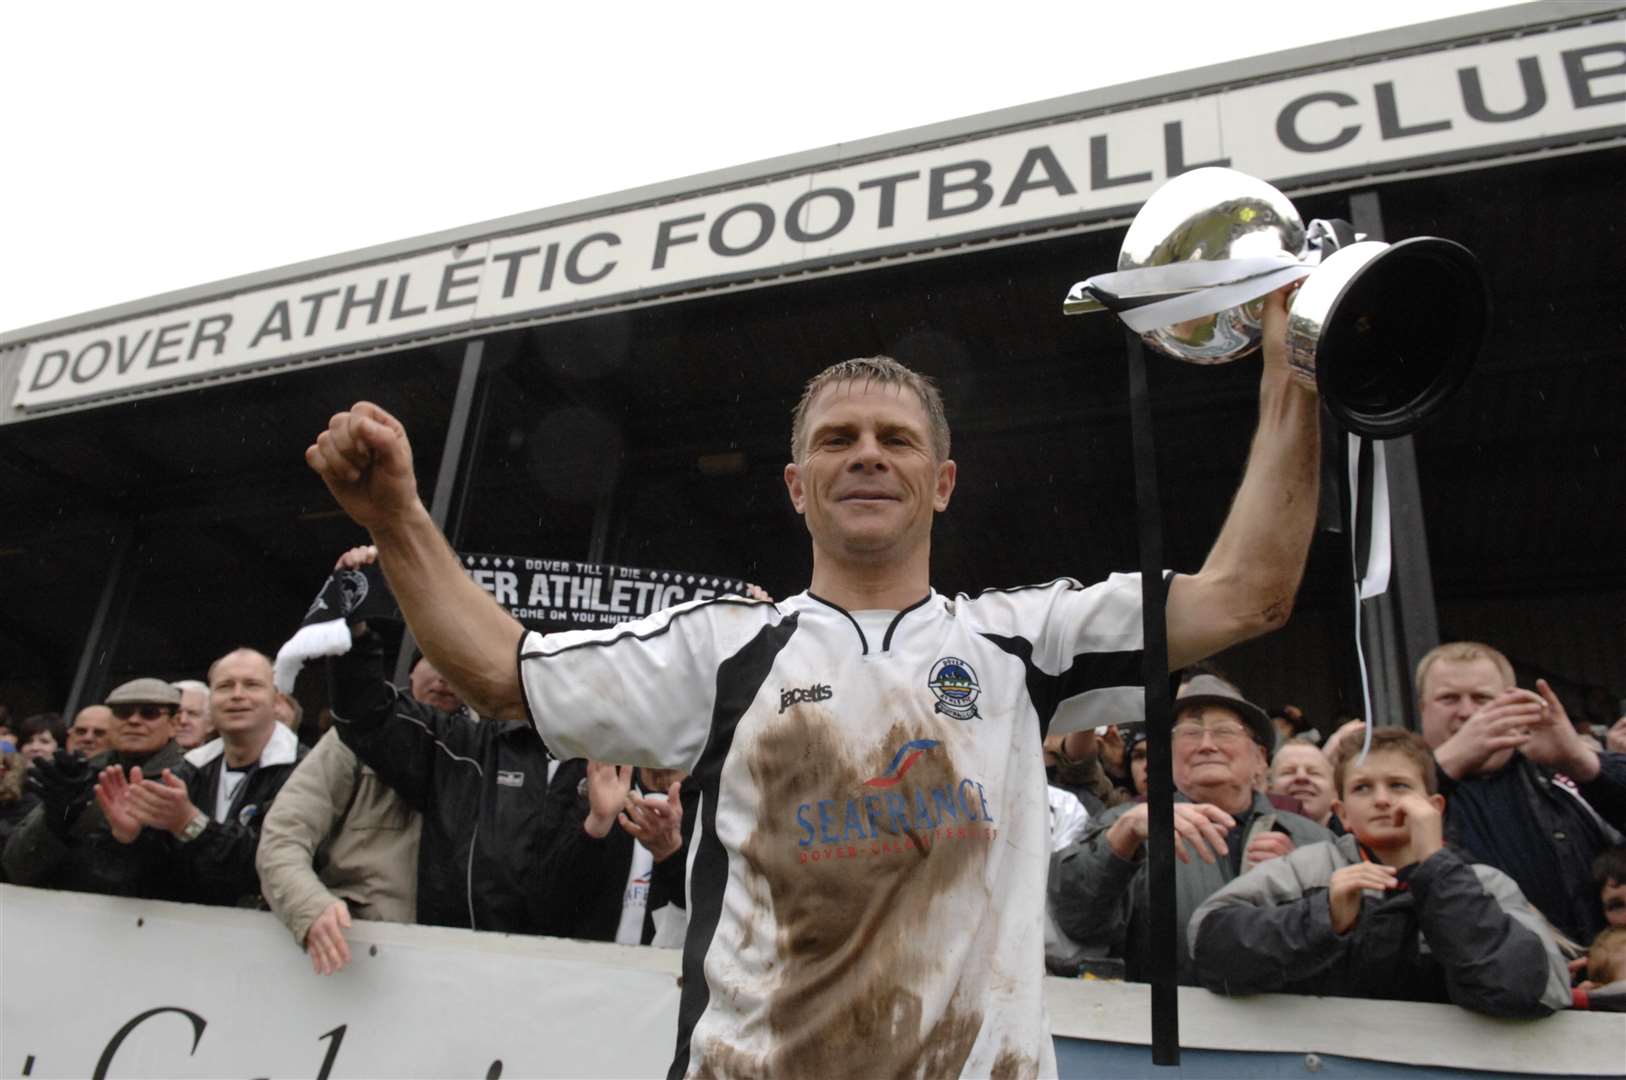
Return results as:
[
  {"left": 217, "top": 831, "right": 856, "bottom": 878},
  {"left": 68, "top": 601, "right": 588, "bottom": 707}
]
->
[
  {"left": 172, "top": 679, "right": 210, "bottom": 705},
  {"left": 789, "top": 355, "right": 950, "bottom": 463}
]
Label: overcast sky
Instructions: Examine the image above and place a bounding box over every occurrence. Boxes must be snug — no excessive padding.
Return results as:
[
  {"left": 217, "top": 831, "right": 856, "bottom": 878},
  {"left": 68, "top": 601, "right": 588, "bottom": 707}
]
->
[{"left": 2, "top": 0, "right": 1517, "bottom": 335}]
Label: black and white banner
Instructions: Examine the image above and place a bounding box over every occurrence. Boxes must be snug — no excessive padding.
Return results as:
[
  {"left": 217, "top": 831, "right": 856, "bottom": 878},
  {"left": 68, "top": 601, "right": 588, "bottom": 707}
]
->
[
  {"left": 459, "top": 554, "right": 752, "bottom": 630},
  {"left": 274, "top": 553, "right": 752, "bottom": 691}
]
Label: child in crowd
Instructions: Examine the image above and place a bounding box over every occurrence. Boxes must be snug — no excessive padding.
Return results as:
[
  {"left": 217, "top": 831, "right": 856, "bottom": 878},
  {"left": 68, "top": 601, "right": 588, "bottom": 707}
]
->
[{"left": 1188, "top": 727, "right": 1570, "bottom": 1017}]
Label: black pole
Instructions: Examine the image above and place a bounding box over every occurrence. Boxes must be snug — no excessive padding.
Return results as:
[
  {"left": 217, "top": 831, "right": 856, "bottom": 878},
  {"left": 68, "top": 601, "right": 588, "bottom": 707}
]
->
[
  {"left": 394, "top": 340, "right": 486, "bottom": 689},
  {"left": 1125, "top": 328, "right": 1179, "bottom": 1065}
]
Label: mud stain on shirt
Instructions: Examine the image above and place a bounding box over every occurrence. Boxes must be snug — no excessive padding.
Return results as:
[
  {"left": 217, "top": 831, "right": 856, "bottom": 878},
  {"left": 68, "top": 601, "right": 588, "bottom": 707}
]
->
[
  {"left": 989, "top": 1046, "right": 1037, "bottom": 1080},
  {"left": 740, "top": 706, "right": 990, "bottom": 1079}
]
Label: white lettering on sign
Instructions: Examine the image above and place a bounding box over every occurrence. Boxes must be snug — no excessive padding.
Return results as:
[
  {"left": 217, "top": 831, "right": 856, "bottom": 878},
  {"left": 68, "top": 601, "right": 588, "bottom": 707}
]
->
[{"left": 13, "top": 21, "right": 1623, "bottom": 411}]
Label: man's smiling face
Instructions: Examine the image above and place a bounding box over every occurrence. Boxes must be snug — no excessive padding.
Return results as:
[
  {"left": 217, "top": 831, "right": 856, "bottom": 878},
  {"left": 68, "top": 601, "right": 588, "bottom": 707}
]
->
[{"left": 784, "top": 379, "right": 955, "bottom": 564}]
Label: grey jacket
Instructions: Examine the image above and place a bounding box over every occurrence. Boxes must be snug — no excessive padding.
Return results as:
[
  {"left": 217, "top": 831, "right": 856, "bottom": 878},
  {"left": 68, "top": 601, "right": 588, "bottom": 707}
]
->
[
  {"left": 1188, "top": 834, "right": 1570, "bottom": 1018},
  {"left": 1049, "top": 791, "right": 1333, "bottom": 984}
]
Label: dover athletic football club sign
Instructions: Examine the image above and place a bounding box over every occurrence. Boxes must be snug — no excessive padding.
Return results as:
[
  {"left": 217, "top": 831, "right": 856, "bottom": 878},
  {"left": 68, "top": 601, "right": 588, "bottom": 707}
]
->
[{"left": 12, "top": 20, "right": 1624, "bottom": 412}]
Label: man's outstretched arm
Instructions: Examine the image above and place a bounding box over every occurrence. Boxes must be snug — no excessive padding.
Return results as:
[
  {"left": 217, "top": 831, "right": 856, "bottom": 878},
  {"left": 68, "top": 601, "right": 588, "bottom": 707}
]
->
[
  {"left": 306, "top": 402, "right": 527, "bottom": 720},
  {"left": 1165, "top": 285, "right": 1321, "bottom": 669}
]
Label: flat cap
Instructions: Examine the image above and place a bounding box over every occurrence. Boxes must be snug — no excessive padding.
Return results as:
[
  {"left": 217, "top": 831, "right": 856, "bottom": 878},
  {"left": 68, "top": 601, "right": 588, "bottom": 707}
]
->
[{"left": 105, "top": 678, "right": 182, "bottom": 708}]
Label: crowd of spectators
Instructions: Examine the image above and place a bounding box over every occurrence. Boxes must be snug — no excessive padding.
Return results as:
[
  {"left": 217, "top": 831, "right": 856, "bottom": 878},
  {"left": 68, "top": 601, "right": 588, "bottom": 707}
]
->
[
  {"left": 2, "top": 596, "right": 1623, "bottom": 1023},
  {"left": 1040, "top": 644, "right": 1625, "bottom": 1016}
]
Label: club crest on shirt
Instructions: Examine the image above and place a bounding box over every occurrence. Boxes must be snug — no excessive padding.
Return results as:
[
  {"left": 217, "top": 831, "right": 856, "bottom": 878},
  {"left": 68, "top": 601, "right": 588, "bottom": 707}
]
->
[{"left": 927, "top": 656, "right": 980, "bottom": 721}]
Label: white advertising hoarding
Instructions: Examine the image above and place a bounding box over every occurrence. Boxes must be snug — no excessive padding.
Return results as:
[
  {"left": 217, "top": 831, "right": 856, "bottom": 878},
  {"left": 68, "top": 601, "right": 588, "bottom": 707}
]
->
[
  {"left": 12, "top": 19, "right": 1625, "bottom": 412},
  {"left": 5, "top": 885, "right": 1624, "bottom": 1078}
]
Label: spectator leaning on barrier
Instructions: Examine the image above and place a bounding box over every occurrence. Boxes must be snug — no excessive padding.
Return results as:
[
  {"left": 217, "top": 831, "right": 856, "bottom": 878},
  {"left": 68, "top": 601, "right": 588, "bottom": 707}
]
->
[
  {"left": 1416, "top": 641, "right": 1626, "bottom": 945},
  {"left": 256, "top": 545, "right": 428, "bottom": 974},
  {"left": 171, "top": 680, "right": 213, "bottom": 750},
  {"left": 1050, "top": 675, "right": 1334, "bottom": 984},
  {"left": 257, "top": 724, "right": 422, "bottom": 974},
  {"left": 1189, "top": 727, "right": 1570, "bottom": 1018},
  {"left": 95, "top": 648, "right": 307, "bottom": 906},
  {"left": 4, "top": 679, "right": 186, "bottom": 897}
]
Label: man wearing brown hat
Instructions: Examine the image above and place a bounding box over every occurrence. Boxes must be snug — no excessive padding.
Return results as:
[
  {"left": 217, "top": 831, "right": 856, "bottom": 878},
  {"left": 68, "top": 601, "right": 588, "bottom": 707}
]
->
[
  {"left": 1049, "top": 674, "right": 1333, "bottom": 984},
  {"left": 3, "top": 678, "right": 186, "bottom": 897}
]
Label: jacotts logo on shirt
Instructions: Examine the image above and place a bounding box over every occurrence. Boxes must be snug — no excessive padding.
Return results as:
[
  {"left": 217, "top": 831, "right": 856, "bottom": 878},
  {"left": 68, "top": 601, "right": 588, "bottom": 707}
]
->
[
  {"left": 497, "top": 770, "right": 524, "bottom": 788},
  {"left": 927, "top": 656, "right": 980, "bottom": 721},
  {"left": 794, "top": 739, "right": 996, "bottom": 864},
  {"left": 779, "top": 682, "right": 833, "bottom": 713}
]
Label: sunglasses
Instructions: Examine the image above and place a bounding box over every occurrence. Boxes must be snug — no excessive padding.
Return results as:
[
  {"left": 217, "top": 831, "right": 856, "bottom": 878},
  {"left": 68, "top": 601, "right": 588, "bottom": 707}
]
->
[{"left": 110, "top": 704, "right": 175, "bottom": 721}]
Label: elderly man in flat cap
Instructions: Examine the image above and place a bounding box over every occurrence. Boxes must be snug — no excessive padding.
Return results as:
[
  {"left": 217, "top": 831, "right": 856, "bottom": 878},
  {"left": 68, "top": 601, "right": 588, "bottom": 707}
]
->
[
  {"left": 3, "top": 678, "right": 186, "bottom": 896},
  {"left": 1049, "top": 675, "right": 1334, "bottom": 985}
]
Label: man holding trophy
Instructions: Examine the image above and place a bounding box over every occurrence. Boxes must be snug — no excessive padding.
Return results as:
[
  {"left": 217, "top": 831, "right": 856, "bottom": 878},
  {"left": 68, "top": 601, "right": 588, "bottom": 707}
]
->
[{"left": 305, "top": 164, "right": 1473, "bottom": 1076}]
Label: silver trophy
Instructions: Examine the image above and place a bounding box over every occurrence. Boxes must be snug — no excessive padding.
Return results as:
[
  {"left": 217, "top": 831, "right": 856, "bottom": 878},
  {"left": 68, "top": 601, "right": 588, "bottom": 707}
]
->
[{"left": 1064, "top": 167, "right": 1488, "bottom": 438}]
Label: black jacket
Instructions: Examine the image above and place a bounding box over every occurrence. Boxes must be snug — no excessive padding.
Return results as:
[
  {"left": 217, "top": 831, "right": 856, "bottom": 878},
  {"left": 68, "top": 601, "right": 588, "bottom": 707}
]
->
[
  {"left": 170, "top": 726, "right": 308, "bottom": 906},
  {"left": 329, "top": 632, "right": 627, "bottom": 938},
  {"left": 1189, "top": 836, "right": 1571, "bottom": 1018},
  {"left": 2, "top": 741, "right": 186, "bottom": 897},
  {"left": 0, "top": 792, "right": 40, "bottom": 880},
  {"left": 1438, "top": 749, "right": 1626, "bottom": 943}
]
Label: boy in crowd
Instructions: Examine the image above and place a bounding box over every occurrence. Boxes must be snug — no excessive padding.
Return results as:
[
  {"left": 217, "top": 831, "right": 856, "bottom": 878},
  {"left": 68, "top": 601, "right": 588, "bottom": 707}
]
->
[{"left": 1189, "top": 728, "right": 1569, "bottom": 1017}]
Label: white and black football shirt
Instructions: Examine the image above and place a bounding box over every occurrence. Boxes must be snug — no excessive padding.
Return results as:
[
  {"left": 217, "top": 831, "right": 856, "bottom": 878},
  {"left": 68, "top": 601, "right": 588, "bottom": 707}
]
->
[{"left": 518, "top": 574, "right": 1148, "bottom": 1080}]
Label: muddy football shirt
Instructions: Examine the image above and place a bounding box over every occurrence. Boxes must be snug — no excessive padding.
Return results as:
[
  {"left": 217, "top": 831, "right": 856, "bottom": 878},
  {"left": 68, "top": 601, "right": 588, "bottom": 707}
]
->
[{"left": 518, "top": 575, "right": 1147, "bottom": 1080}]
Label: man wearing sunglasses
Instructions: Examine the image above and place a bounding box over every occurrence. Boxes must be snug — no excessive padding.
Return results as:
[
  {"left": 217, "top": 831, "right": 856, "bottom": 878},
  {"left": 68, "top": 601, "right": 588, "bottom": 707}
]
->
[
  {"left": 3, "top": 679, "right": 187, "bottom": 897},
  {"left": 96, "top": 648, "right": 307, "bottom": 908},
  {"left": 1049, "top": 674, "right": 1333, "bottom": 985}
]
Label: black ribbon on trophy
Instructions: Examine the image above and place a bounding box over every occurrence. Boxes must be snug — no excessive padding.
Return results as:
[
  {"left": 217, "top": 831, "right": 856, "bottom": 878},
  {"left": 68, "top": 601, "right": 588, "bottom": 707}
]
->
[
  {"left": 1063, "top": 167, "right": 1489, "bottom": 1064},
  {"left": 273, "top": 553, "right": 753, "bottom": 692}
]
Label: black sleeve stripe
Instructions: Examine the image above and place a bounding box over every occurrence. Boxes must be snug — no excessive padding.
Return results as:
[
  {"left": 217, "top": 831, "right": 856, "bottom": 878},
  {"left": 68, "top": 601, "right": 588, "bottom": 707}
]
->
[
  {"left": 965, "top": 570, "right": 1177, "bottom": 602},
  {"left": 519, "top": 594, "right": 765, "bottom": 660},
  {"left": 669, "top": 613, "right": 800, "bottom": 1080},
  {"left": 979, "top": 631, "right": 1144, "bottom": 731},
  {"left": 964, "top": 577, "right": 1086, "bottom": 599}
]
